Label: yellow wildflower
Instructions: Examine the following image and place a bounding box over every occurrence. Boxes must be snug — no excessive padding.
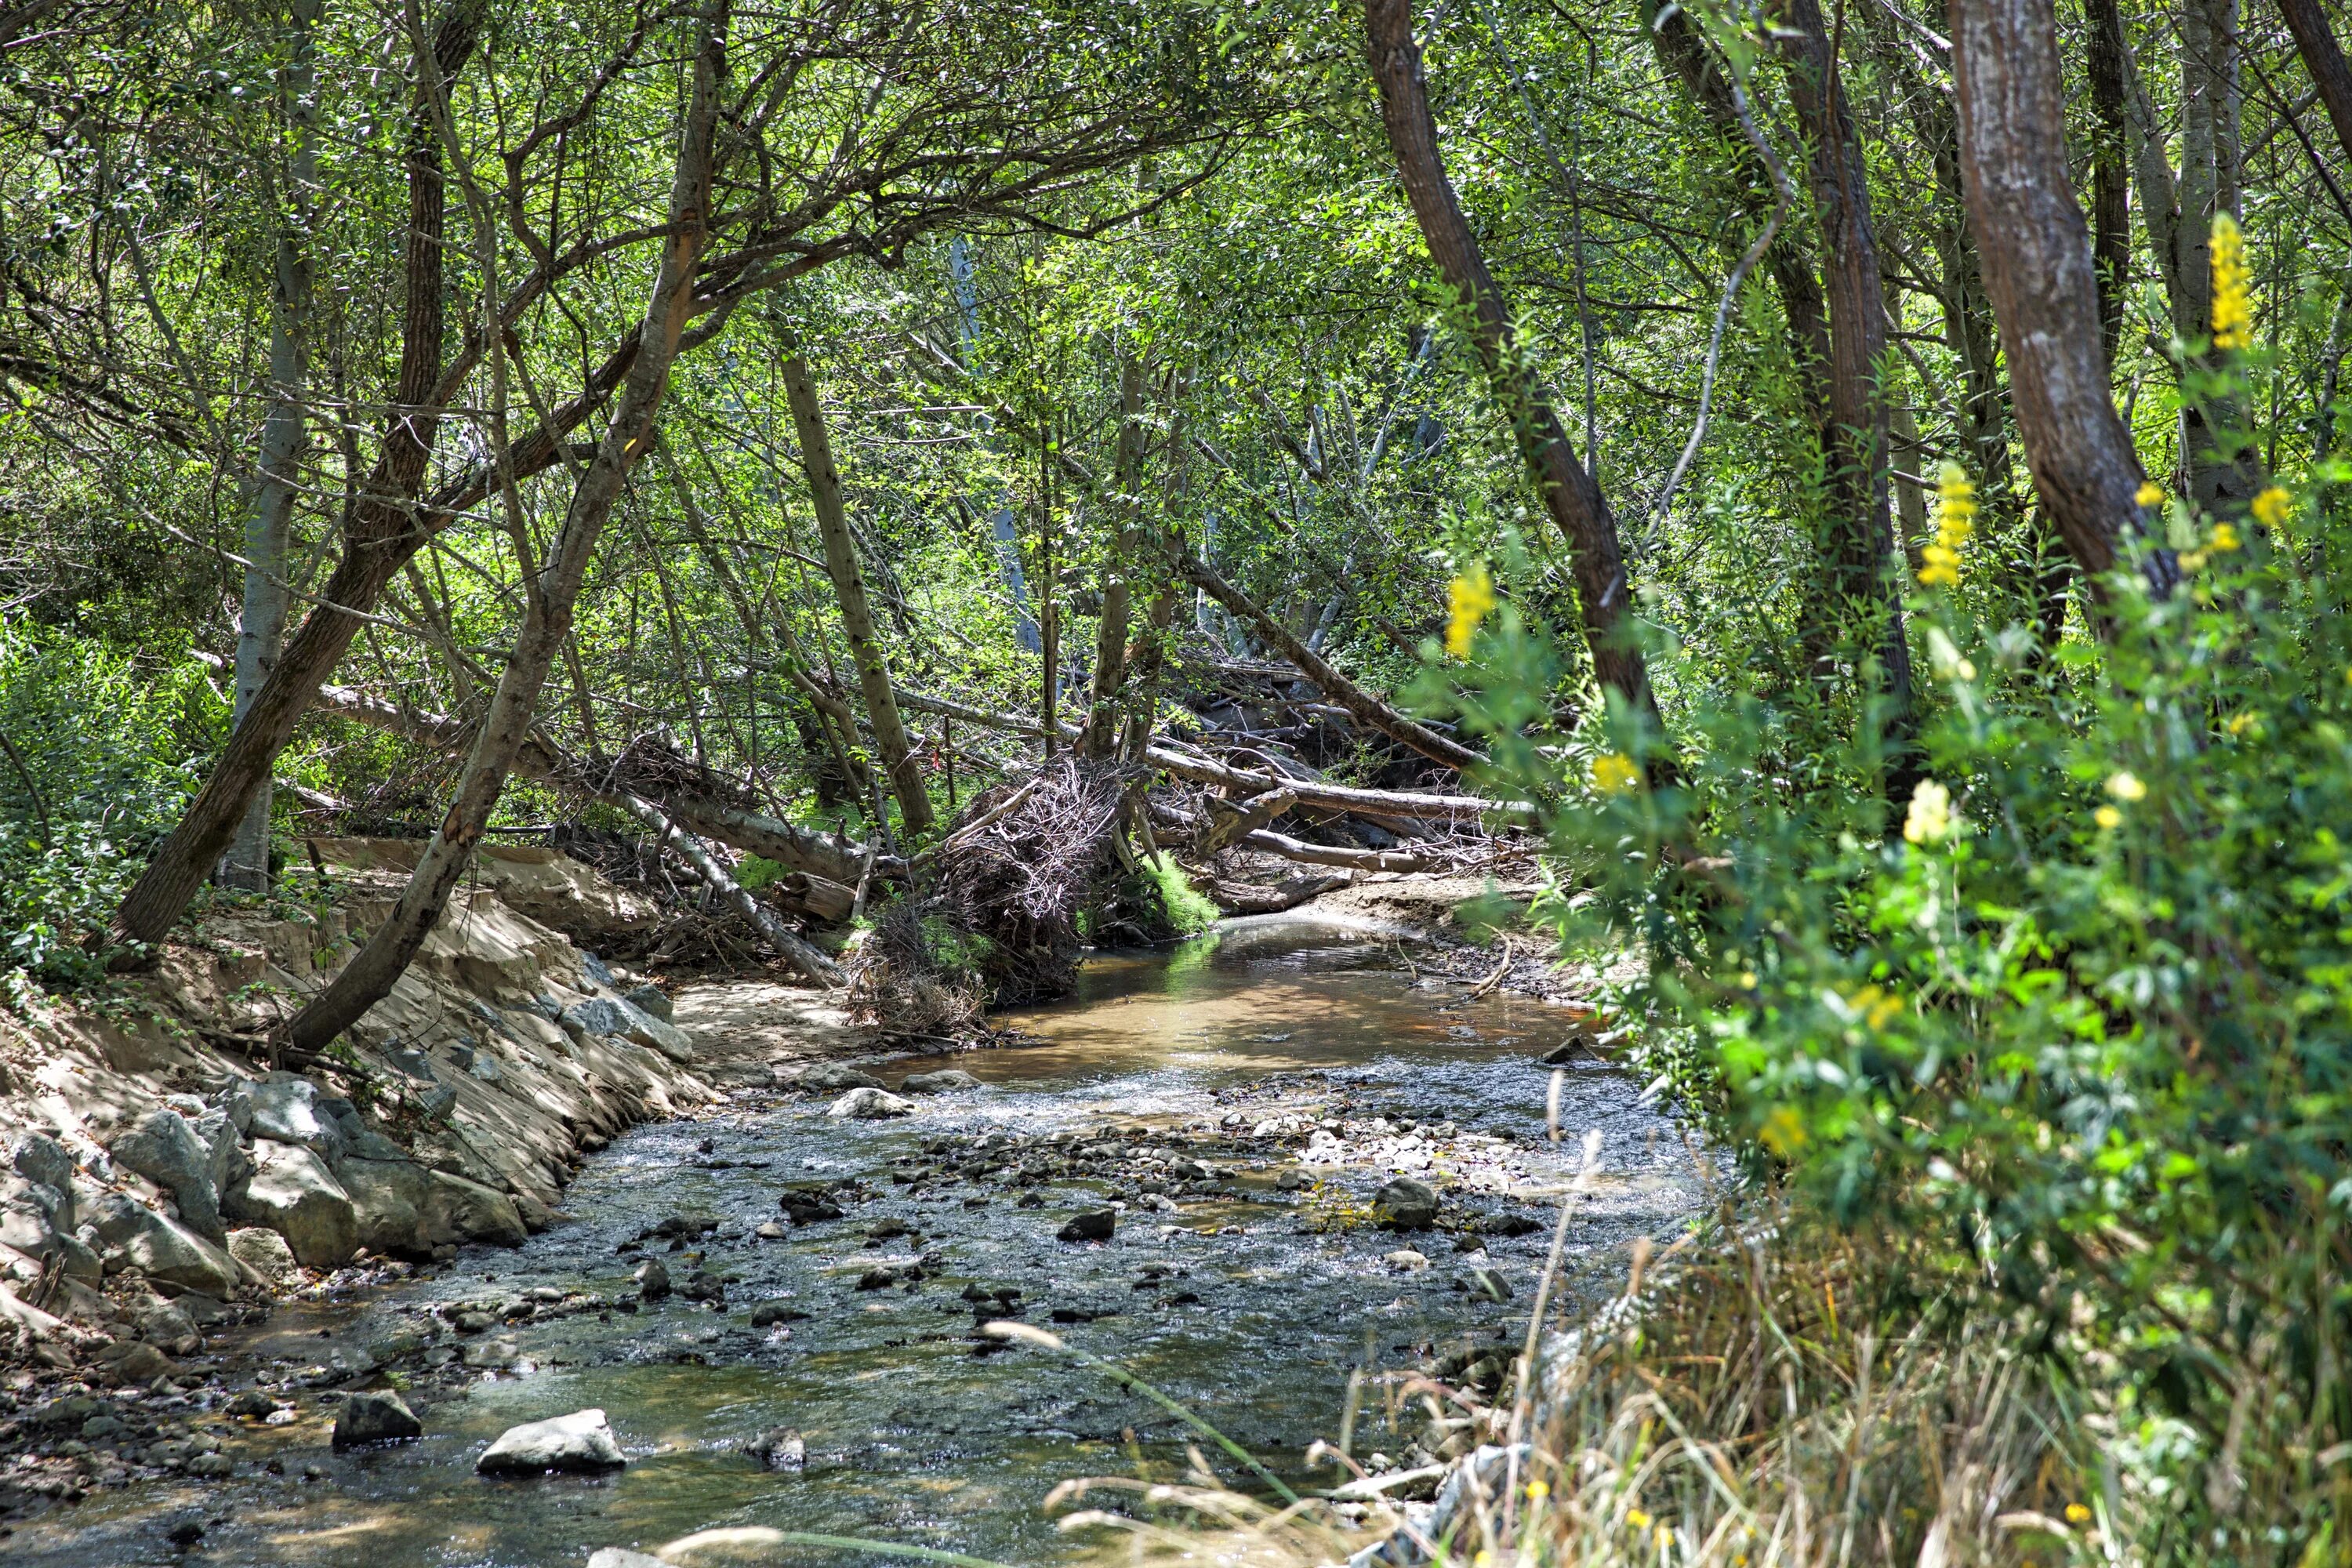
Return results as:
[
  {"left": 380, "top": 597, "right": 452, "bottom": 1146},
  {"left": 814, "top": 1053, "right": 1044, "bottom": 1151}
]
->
[
  {"left": 2065, "top": 1502, "right": 2093, "bottom": 1526},
  {"left": 1903, "top": 777, "right": 1952, "bottom": 844},
  {"left": 1759, "top": 1106, "right": 1809, "bottom": 1157},
  {"left": 2211, "top": 213, "right": 2253, "bottom": 352},
  {"left": 1628, "top": 1508, "right": 1653, "bottom": 1530},
  {"left": 2210, "top": 520, "right": 2241, "bottom": 553},
  {"left": 2135, "top": 480, "right": 2165, "bottom": 508},
  {"left": 1850, "top": 984, "right": 1904, "bottom": 1030},
  {"left": 1445, "top": 564, "right": 1495, "bottom": 659},
  {"left": 2226, "top": 710, "right": 2256, "bottom": 736},
  {"left": 2180, "top": 549, "right": 2209, "bottom": 572},
  {"left": 2106, "top": 770, "right": 2147, "bottom": 803},
  {"left": 1591, "top": 752, "right": 1642, "bottom": 794},
  {"left": 2095, "top": 805, "right": 2122, "bottom": 831},
  {"left": 2251, "top": 486, "right": 2291, "bottom": 528},
  {"left": 1526, "top": 1480, "right": 1550, "bottom": 1501},
  {"left": 1919, "top": 463, "right": 1976, "bottom": 586}
]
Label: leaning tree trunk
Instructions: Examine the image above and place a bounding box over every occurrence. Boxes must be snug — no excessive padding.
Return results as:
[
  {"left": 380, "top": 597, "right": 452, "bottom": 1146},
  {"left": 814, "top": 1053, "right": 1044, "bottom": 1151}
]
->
[
  {"left": 279, "top": 10, "right": 728, "bottom": 1057},
  {"left": 1770, "top": 0, "right": 1913, "bottom": 723},
  {"left": 1362, "top": 0, "right": 1658, "bottom": 737},
  {"left": 106, "top": 1, "right": 485, "bottom": 951},
  {"left": 2281, "top": 0, "right": 2352, "bottom": 169},
  {"left": 1947, "top": 0, "right": 2180, "bottom": 598},
  {"left": 779, "top": 351, "right": 935, "bottom": 834},
  {"left": 221, "top": 0, "right": 322, "bottom": 895}
]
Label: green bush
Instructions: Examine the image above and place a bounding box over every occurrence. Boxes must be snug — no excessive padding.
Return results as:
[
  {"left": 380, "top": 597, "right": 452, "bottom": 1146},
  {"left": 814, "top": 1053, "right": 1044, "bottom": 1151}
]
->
[
  {"left": 0, "top": 628, "right": 222, "bottom": 988},
  {"left": 1442, "top": 459, "right": 2351, "bottom": 1548}
]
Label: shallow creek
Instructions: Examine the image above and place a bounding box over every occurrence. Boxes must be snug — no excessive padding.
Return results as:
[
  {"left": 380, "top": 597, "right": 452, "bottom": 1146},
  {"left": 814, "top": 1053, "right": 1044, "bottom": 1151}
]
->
[{"left": 20, "top": 915, "right": 1702, "bottom": 1567}]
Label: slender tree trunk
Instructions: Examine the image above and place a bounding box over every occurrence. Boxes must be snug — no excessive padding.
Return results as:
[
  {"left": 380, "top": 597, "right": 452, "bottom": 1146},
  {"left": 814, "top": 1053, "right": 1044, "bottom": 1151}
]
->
[
  {"left": 105, "top": 0, "right": 485, "bottom": 952},
  {"left": 1080, "top": 350, "right": 1145, "bottom": 759},
  {"left": 279, "top": 9, "right": 728, "bottom": 1056},
  {"left": 2085, "top": 0, "right": 2134, "bottom": 368},
  {"left": 221, "top": 0, "right": 322, "bottom": 895},
  {"left": 1947, "top": 0, "right": 2180, "bottom": 597},
  {"left": 1363, "top": 0, "right": 1657, "bottom": 735},
  {"left": 1769, "top": 0, "right": 1914, "bottom": 722},
  {"left": 779, "top": 351, "right": 934, "bottom": 833},
  {"left": 1647, "top": 0, "right": 1833, "bottom": 441},
  {"left": 2176, "top": 0, "right": 2263, "bottom": 510},
  {"left": 2281, "top": 0, "right": 2352, "bottom": 167}
]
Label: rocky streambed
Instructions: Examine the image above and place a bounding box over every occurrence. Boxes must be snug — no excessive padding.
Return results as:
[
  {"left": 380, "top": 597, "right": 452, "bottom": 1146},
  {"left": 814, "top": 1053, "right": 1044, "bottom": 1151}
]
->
[{"left": 4, "top": 914, "right": 1703, "bottom": 1566}]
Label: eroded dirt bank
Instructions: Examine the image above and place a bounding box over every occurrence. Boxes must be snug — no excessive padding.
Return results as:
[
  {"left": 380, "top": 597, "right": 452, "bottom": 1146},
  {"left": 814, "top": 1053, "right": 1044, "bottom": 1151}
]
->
[{"left": 0, "top": 841, "right": 868, "bottom": 1526}]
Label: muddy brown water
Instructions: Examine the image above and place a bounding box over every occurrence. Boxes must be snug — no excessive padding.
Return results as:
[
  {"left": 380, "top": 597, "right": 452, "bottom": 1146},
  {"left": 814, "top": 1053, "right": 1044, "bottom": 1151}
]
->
[{"left": 17, "top": 915, "right": 1703, "bottom": 1567}]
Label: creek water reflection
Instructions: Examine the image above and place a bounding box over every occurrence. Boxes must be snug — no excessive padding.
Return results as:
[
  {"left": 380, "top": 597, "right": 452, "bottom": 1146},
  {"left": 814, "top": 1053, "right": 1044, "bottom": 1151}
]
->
[{"left": 23, "top": 915, "right": 1701, "bottom": 1568}]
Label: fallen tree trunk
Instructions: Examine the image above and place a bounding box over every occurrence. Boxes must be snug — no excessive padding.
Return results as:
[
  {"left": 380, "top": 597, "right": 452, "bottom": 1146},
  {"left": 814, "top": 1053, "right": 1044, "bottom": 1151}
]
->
[
  {"left": 311, "top": 683, "right": 887, "bottom": 887},
  {"left": 1211, "top": 870, "right": 1352, "bottom": 916},
  {"left": 884, "top": 683, "right": 1537, "bottom": 827},
  {"left": 1236, "top": 827, "right": 1439, "bottom": 873},
  {"left": 612, "top": 795, "right": 843, "bottom": 985},
  {"left": 1178, "top": 556, "right": 1487, "bottom": 774},
  {"left": 1143, "top": 744, "right": 1537, "bottom": 828}
]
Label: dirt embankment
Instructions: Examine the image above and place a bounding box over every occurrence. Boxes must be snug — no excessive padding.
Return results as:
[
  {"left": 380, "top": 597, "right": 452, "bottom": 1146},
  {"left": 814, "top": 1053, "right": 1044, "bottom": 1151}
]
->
[{"left": 0, "top": 840, "right": 858, "bottom": 1403}]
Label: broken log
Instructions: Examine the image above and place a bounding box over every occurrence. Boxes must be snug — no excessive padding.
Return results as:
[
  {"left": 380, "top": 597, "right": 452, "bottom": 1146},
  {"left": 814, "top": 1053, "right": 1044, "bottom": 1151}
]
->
[
  {"left": 1142, "top": 743, "right": 1537, "bottom": 828},
  {"left": 1178, "top": 556, "right": 1486, "bottom": 773},
  {"left": 311, "top": 683, "right": 890, "bottom": 887},
  {"left": 613, "top": 794, "right": 844, "bottom": 986},
  {"left": 1203, "top": 786, "right": 1297, "bottom": 854},
  {"left": 1236, "top": 828, "right": 1439, "bottom": 874},
  {"left": 1210, "top": 870, "right": 1352, "bottom": 915}
]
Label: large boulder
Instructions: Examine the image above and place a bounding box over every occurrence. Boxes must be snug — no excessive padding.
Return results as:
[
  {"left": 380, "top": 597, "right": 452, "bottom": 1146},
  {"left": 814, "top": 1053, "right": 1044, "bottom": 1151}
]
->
[
  {"left": 339, "top": 1158, "right": 525, "bottom": 1256},
  {"left": 561, "top": 996, "right": 695, "bottom": 1063},
  {"left": 227, "top": 1227, "right": 299, "bottom": 1287},
  {"left": 10, "top": 1133, "right": 78, "bottom": 1195},
  {"left": 826, "top": 1087, "right": 913, "bottom": 1120},
  {"left": 622, "top": 984, "right": 673, "bottom": 1022},
  {"left": 334, "top": 1391, "right": 422, "bottom": 1449},
  {"left": 108, "top": 1110, "right": 225, "bottom": 1242},
  {"left": 188, "top": 1109, "right": 249, "bottom": 1196},
  {"left": 244, "top": 1080, "right": 347, "bottom": 1164},
  {"left": 82, "top": 1192, "right": 241, "bottom": 1297},
  {"left": 476, "top": 1408, "right": 626, "bottom": 1474},
  {"left": 1, "top": 1175, "right": 73, "bottom": 1256},
  {"left": 224, "top": 1139, "right": 357, "bottom": 1269}
]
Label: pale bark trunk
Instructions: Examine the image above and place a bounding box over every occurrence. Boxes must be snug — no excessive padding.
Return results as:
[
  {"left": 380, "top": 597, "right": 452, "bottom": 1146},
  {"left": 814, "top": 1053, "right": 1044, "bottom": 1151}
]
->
[
  {"left": 1363, "top": 0, "right": 1657, "bottom": 735},
  {"left": 1947, "top": 0, "right": 2180, "bottom": 596},
  {"left": 221, "top": 0, "right": 322, "bottom": 895},
  {"left": 281, "top": 10, "right": 727, "bottom": 1055},
  {"left": 780, "top": 351, "right": 934, "bottom": 833}
]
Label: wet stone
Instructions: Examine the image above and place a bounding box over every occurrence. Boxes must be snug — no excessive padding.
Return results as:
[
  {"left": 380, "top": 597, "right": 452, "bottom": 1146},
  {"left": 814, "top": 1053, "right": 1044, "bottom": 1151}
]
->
[{"left": 1058, "top": 1208, "right": 1117, "bottom": 1243}]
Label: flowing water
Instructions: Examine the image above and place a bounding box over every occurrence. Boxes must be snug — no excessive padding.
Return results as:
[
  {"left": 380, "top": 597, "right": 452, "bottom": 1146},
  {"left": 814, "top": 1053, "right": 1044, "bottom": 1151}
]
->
[{"left": 19, "top": 915, "right": 1704, "bottom": 1567}]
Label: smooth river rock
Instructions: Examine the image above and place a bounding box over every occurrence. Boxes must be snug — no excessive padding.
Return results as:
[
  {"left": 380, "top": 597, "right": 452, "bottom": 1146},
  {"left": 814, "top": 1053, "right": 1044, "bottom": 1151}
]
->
[
  {"left": 799, "top": 1064, "right": 885, "bottom": 1094},
  {"left": 227, "top": 1226, "right": 299, "bottom": 1286},
  {"left": 1373, "top": 1176, "right": 1439, "bottom": 1232},
  {"left": 476, "top": 1408, "right": 626, "bottom": 1474},
  {"left": 1057, "top": 1208, "right": 1117, "bottom": 1243},
  {"left": 900, "top": 1069, "right": 982, "bottom": 1094},
  {"left": 333, "top": 1391, "right": 423, "bottom": 1449},
  {"left": 826, "top": 1087, "right": 914, "bottom": 1120}
]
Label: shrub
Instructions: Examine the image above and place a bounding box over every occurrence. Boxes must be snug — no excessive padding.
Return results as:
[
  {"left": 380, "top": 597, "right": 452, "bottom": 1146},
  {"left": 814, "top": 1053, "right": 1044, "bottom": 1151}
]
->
[
  {"left": 0, "top": 628, "right": 222, "bottom": 988},
  {"left": 1437, "top": 456, "right": 2351, "bottom": 1553}
]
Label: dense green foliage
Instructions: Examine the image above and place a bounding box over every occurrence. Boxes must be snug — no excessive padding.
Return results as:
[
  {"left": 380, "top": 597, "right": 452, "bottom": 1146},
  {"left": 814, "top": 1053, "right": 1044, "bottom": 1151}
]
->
[{"left": 4, "top": 0, "right": 2351, "bottom": 1554}]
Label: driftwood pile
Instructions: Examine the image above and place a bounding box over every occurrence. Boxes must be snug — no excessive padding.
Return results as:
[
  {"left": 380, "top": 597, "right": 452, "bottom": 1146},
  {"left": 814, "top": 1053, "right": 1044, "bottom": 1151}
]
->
[{"left": 845, "top": 756, "right": 1126, "bottom": 1035}]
